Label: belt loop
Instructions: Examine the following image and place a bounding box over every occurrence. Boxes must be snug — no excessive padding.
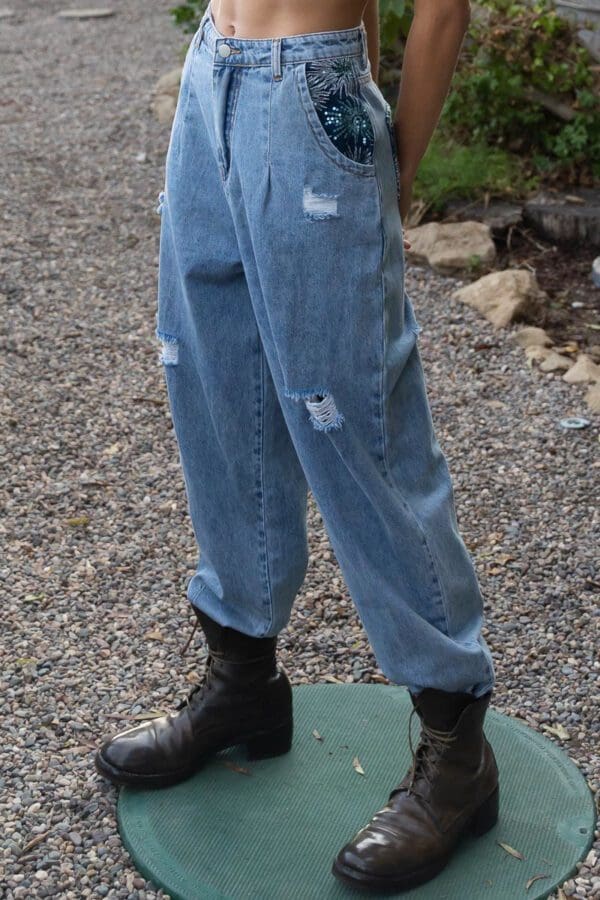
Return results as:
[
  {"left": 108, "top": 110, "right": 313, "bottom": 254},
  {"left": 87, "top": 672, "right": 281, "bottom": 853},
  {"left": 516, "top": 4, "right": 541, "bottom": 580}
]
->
[{"left": 271, "top": 37, "right": 282, "bottom": 81}]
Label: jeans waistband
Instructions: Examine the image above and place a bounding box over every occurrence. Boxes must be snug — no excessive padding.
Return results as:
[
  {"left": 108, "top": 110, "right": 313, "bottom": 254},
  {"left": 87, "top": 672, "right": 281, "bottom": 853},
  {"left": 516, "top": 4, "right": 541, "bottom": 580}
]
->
[{"left": 195, "top": 1, "right": 369, "bottom": 75}]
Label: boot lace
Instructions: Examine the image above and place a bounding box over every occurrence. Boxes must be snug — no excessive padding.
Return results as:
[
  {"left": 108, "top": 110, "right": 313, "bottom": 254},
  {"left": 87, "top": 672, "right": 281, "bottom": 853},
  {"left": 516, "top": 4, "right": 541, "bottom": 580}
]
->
[
  {"left": 397, "top": 705, "right": 458, "bottom": 800},
  {"left": 174, "top": 652, "right": 217, "bottom": 711},
  {"left": 174, "top": 617, "right": 217, "bottom": 711},
  {"left": 180, "top": 615, "right": 200, "bottom": 657},
  {"left": 175, "top": 614, "right": 275, "bottom": 712}
]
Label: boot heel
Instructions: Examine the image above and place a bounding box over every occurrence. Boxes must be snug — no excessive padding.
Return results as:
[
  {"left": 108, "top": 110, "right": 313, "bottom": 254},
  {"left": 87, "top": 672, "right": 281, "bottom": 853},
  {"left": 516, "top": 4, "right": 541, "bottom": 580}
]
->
[
  {"left": 245, "top": 719, "right": 293, "bottom": 760},
  {"left": 469, "top": 785, "right": 499, "bottom": 836}
]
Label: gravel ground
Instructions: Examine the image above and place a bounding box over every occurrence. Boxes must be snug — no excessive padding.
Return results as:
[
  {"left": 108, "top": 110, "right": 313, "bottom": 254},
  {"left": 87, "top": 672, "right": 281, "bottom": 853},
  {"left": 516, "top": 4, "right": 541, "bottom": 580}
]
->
[{"left": 1, "top": 1, "right": 598, "bottom": 898}]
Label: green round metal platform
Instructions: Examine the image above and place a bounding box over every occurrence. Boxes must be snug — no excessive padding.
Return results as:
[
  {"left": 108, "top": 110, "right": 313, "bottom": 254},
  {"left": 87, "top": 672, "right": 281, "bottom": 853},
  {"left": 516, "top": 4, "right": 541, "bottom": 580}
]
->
[{"left": 117, "top": 684, "right": 596, "bottom": 900}]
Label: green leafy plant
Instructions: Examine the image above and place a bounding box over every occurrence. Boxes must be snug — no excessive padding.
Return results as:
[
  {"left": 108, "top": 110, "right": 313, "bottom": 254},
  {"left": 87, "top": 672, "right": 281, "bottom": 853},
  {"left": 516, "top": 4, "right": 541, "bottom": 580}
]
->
[
  {"left": 170, "top": 0, "right": 208, "bottom": 33},
  {"left": 378, "top": 0, "right": 413, "bottom": 49},
  {"left": 413, "top": 134, "right": 536, "bottom": 211},
  {"left": 442, "top": 0, "right": 600, "bottom": 180}
]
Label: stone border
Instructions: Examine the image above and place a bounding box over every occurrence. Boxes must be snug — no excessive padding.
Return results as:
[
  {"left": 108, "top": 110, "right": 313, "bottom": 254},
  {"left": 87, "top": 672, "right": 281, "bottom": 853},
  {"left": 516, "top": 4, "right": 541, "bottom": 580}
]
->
[{"left": 405, "top": 219, "right": 599, "bottom": 415}]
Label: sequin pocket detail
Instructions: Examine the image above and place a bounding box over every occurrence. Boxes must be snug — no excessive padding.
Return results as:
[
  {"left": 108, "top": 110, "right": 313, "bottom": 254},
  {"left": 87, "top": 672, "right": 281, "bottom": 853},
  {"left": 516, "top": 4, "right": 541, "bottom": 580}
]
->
[{"left": 296, "top": 56, "right": 376, "bottom": 176}]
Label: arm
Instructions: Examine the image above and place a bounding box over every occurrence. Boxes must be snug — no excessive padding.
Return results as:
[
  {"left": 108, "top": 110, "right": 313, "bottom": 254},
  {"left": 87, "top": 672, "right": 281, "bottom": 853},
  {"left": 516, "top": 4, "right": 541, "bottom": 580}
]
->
[
  {"left": 362, "top": 0, "right": 380, "bottom": 84},
  {"left": 393, "top": 0, "right": 471, "bottom": 220}
]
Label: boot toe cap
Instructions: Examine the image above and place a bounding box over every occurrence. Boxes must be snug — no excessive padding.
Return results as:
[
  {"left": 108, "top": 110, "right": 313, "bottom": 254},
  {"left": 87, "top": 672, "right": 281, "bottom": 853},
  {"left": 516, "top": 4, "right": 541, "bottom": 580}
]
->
[
  {"left": 96, "top": 720, "right": 178, "bottom": 781},
  {"left": 335, "top": 825, "right": 415, "bottom": 879}
]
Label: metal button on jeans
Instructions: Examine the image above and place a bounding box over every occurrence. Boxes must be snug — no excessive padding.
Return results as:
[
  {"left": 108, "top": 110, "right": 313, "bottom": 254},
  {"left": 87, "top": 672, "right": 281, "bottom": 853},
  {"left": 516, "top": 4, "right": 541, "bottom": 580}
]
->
[{"left": 218, "top": 43, "right": 232, "bottom": 58}]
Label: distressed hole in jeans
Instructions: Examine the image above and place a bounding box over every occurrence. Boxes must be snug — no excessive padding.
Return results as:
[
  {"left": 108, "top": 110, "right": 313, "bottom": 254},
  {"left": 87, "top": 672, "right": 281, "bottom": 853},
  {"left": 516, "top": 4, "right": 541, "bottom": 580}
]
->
[
  {"left": 157, "top": 331, "right": 179, "bottom": 366},
  {"left": 305, "top": 393, "right": 344, "bottom": 431},
  {"left": 303, "top": 186, "right": 339, "bottom": 221},
  {"left": 284, "top": 387, "right": 344, "bottom": 432}
]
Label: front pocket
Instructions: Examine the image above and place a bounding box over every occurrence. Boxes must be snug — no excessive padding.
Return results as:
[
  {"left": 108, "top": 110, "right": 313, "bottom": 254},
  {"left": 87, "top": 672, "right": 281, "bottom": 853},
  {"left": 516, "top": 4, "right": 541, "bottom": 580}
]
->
[{"left": 295, "top": 56, "right": 376, "bottom": 176}]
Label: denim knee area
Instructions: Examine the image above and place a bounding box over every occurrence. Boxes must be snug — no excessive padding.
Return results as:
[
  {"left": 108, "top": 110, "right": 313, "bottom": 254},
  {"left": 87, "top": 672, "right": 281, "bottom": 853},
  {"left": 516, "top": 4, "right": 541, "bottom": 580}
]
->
[{"left": 153, "top": 3, "right": 496, "bottom": 696}]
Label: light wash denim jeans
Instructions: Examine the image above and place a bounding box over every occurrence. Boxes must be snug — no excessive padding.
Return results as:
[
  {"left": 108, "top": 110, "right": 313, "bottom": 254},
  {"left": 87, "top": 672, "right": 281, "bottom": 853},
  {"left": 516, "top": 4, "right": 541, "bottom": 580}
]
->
[{"left": 155, "top": 3, "right": 496, "bottom": 698}]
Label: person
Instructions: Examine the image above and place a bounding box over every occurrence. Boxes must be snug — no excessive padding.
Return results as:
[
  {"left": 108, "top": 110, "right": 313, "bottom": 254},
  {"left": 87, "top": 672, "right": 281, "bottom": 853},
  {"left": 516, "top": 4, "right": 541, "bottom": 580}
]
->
[{"left": 95, "top": 0, "right": 499, "bottom": 891}]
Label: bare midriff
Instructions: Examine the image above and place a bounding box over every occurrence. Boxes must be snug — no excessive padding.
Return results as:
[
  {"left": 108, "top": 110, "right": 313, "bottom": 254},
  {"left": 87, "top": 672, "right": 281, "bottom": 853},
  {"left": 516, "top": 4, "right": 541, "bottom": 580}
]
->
[{"left": 209, "top": 0, "right": 371, "bottom": 39}]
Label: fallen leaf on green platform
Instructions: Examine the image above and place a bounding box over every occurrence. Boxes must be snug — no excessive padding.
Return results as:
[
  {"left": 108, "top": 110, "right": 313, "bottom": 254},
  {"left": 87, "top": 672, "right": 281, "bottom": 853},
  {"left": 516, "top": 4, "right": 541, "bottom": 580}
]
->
[
  {"left": 497, "top": 841, "right": 524, "bottom": 860},
  {"left": 312, "top": 729, "right": 323, "bottom": 741},
  {"left": 525, "top": 873, "right": 549, "bottom": 890},
  {"left": 353, "top": 757, "right": 365, "bottom": 775},
  {"left": 222, "top": 761, "right": 252, "bottom": 775}
]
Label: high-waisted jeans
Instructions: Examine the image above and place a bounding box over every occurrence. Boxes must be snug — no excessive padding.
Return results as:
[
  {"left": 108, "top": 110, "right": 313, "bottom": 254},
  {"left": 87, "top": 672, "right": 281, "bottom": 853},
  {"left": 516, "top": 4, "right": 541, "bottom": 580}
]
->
[{"left": 155, "top": 3, "right": 496, "bottom": 698}]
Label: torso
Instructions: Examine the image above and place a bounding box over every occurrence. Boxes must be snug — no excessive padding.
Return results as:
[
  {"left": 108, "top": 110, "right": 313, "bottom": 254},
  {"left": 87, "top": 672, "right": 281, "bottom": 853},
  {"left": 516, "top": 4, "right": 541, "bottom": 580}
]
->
[{"left": 210, "top": 0, "right": 371, "bottom": 38}]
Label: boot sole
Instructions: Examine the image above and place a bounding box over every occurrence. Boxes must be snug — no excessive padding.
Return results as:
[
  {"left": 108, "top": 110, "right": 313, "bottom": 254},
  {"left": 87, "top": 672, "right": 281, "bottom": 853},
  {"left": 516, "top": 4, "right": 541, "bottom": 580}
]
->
[
  {"left": 331, "top": 784, "right": 499, "bottom": 893},
  {"left": 94, "top": 717, "right": 294, "bottom": 789}
]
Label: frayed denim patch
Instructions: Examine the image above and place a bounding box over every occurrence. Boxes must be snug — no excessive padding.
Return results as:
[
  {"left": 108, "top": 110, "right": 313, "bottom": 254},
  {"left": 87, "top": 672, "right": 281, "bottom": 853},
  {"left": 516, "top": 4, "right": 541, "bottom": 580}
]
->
[
  {"left": 285, "top": 387, "right": 344, "bottom": 432},
  {"left": 303, "top": 186, "right": 339, "bottom": 220},
  {"left": 305, "top": 57, "right": 374, "bottom": 166},
  {"left": 156, "top": 330, "right": 178, "bottom": 366}
]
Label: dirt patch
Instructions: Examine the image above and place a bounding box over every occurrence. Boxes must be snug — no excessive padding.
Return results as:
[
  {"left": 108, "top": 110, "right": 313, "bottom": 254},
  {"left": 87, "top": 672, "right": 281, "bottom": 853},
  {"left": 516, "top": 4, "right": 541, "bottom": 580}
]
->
[{"left": 495, "top": 226, "right": 600, "bottom": 362}]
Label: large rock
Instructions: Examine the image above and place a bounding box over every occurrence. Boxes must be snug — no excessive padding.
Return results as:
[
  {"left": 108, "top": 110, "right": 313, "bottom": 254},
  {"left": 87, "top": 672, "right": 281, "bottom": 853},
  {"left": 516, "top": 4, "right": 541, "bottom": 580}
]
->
[
  {"left": 578, "top": 28, "right": 600, "bottom": 63},
  {"left": 452, "top": 268, "right": 545, "bottom": 328},
  {"left": 405, "top": 221, "right": 496, "bottom": 274},
  {"left": 537, "top": 350, "right": 574, "bottom": 372},
  {"left": 151, "top": 67, "right": 182, "bottom": 125},
  {"left": 584, "top": 381, "right": 600, "bottom": 413},
  {"left": 524, "top": 346, "right": 573, "bottom": 371},
  {"left": 523, "top": 189, "right": 600, "bottom": 247},
  {"left": 511, "top": 325, "right": 553, "bottom": 348},
  {"left": 563, "top": 353, "right": 600, "bottom": 384},
  {"left": 555, "top": 0, "right": 600, "bottom": 27}
]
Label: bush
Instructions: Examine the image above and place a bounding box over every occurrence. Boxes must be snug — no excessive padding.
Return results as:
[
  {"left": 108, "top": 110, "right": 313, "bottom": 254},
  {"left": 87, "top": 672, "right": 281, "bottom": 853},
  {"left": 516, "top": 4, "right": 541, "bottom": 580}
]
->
[
  {"left": 442, "top": 0, "right": 600, "bottom": 180},
  {"left": 414, "top": 134, "right": 537, "bottom": 211},
  {"left": 170, "top": 0, "right": 207, "bottom": 33}
]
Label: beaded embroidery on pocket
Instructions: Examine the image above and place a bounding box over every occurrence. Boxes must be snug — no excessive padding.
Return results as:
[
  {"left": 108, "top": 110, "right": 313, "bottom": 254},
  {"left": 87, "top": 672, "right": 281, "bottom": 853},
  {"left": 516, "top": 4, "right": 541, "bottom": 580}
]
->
[{"left": 305, "top": 57, "right": 375, "bottom": 166}]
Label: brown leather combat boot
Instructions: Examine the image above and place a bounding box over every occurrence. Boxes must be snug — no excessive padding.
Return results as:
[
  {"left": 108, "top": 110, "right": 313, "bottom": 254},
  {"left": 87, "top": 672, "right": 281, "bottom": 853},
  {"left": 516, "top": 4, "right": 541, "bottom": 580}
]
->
[
  {"left": 332, "top": 688, "right": 499, "bottom": 892},
  {"left": 94, "top": 606, "right": 293, "bottom": 788}
]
